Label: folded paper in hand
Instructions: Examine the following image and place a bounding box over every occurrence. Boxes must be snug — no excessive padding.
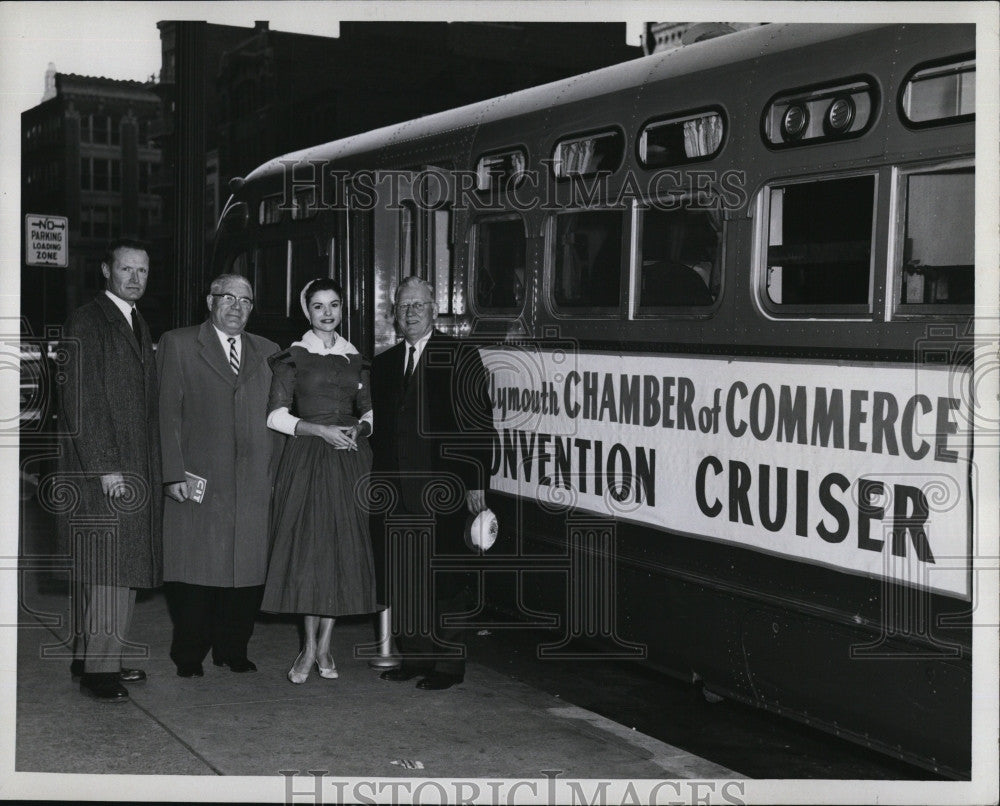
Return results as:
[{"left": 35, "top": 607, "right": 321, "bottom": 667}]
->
[{"left": 184, "top": 471, "right": 207, "bottom": 504}]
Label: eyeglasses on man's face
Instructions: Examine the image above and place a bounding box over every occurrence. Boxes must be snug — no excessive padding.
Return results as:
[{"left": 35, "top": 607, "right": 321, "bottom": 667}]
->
[
  {"left": 212, "top": 293, "right": 254, "bottom": 308},
  {"left": 396, "top": 301, "right": 431, "bottom": 314}
]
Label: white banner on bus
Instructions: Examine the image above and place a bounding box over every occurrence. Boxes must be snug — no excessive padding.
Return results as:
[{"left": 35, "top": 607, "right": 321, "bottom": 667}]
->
[{"left": 483, "top": 347, "right": 972, "bottom": 599}]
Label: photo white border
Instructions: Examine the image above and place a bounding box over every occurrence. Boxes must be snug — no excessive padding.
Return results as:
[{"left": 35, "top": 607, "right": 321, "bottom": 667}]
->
[{"left": 1, "top": 2, "right": 996, "bottom": 803}]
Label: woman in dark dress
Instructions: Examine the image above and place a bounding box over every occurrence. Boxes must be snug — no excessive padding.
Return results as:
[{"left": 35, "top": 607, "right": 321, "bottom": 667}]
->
[{"left": 261, "top": 278, "right": 376, "bottom": 683}]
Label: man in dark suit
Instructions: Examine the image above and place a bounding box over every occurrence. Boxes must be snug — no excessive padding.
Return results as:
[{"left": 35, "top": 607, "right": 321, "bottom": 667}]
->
[
  {"left": 59, "top": 238, "right": 163, "bottom": 702},
  {"left": 372, "top": 276, "right": 495, "bottom": 691},
  {"left": 157, "top": 274, "right": 282, "bottom": 677}
]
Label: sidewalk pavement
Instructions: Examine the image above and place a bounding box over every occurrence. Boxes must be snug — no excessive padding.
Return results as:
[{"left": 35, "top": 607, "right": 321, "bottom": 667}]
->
[{"left": 16, "top": 577, "right": 739, "bottom": 781}]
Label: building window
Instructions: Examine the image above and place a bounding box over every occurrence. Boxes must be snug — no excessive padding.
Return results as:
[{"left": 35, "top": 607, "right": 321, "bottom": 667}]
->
[
  {"left": 762, "top": 174, "right": 875, "bottom": 309},
  {"left": 138, "top": 162, "right": 151, "bottom": 193},
  {"left": 80, "top": 158, "right": 91, "bottom": 191},
  {"left": 91, "top": 114, "right": 110, "bottom": 144},
  {"left": 138, "top": 203, "right": 161, "bottom": 239},
  {"left": 81, "top": 205, "right": 122, "bottom": 239},
  {"left": 897, "top": 164, "right": 973, "bottom": 306},
  {"left": 93, "top": 159, "right": 110, "bottom": 191},
  {"left": 551, "top": 209, "right": 625, "bottom": 310},
  {"left": 637, "top": 207, "right": 721, "bottom": 309}
]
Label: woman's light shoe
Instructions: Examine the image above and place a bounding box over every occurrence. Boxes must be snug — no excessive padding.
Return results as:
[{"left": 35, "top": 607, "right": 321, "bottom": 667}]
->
[
  {"left": 287, "top": 652, "right": 311, "bottom": 684},
  {"left": 316, "top": 657, "right": 338, "bottom": 679}
]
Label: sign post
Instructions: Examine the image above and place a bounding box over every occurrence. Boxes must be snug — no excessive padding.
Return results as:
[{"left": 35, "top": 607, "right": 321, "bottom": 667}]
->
[{"left": 25, "top": 214, "right": 69, "bottom": 268}]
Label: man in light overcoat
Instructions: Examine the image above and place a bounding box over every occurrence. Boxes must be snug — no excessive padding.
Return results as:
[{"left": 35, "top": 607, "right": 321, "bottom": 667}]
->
[
  {"left": 157, "top": 274, "right": 282, "bottom": 676},
  {"left": 59, "top": 238, "right": 163, "bottom": 703}
]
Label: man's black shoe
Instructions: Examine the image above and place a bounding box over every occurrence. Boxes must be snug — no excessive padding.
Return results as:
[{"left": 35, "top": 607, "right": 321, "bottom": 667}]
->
[
  {"left": 80, "top": 673, "right": 129, "bottom": 702},
  {"left": 214, "top": 658, "right": 257, "bottom": 673},
  {"left": 176, "top": 663, "right": 204, "bottom": 677},
  {"left": 380, "top": 666, "right": 422, "bottom": 682},
  {"left": 71, "top": 660, "right": 146, "bottom": 682},
  {"left": 416, "top": 672, "right": 463, "bottom": 691}
]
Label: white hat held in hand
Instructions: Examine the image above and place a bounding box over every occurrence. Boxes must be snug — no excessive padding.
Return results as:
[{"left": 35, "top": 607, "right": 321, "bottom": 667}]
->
[{"left": 465, "top": 508, "right": 498, "bottom": 553}]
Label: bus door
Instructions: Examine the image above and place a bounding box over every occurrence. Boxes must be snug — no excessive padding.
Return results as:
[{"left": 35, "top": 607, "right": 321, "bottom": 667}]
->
[{"left": 356, "top": 166, "right": 457, "bottom": 355}]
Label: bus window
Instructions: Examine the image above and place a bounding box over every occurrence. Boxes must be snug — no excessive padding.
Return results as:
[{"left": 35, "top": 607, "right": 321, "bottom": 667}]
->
[
  {"left": 552, "top": 210, "right": 624, "bottom": 310},
  {"left": 290, "top": 237, "right": 332, "bottom": 308},
  {"left": 901, "top": 58, "right": 975, "bottom": 125},
  {"left": 638, "top": 208, "right": 721, "bottom": 309},
  {"left": 431, "top": 207, "right": 456, "bottom": 314},
  {"left": 291, "top": 187, "right": 319, "bottom": 220},
  {"left": 476, "top": 149, "right": 527, "bottom": 192},
  {"left": 259, "top": 194, "right": 282, "bottom": 226},
  {"left": 763, "top": 175, "right": 874, "bottom": 308},
  {"left": 898, "top": 165, "right": 973, "bottom": 306},
  {"left": 473, "top": 215, "right": 527, "bottom": 313},
  {"left": 254, "top": 241, "right": 289, "bottom": 316},
  {"left": 638, "top": 110, "right": 725, "bottom": 167},
  {"left": 220, "top": 202, "right": 249, "bottom": 233},
  {"left": 552, "top": 130, "right": 624, "bottom": 179},
  {"left": 399, "top": 200, "right": 417, "bottom": 277}
]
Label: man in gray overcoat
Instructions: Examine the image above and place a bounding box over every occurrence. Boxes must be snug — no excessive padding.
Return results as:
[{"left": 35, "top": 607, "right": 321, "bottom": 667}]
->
[
  {"left": 60, "top": 238, "right": 163, "bottom": 703},
  {"left": 157, "top": 274, "right": 282, "bottom": 677}
]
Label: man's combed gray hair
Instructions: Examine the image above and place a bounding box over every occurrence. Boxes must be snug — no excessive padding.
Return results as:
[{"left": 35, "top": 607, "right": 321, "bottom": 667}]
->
[
  {"left": 394, "top": 275, "right": 435, "bottom": 301},
  {"left": 210, "top": 273, "right": 253, "bottom": 295}
]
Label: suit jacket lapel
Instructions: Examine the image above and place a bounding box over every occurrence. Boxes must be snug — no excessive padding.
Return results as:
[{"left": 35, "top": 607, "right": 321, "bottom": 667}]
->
[
  {"left": 197, "top": 320, "right": 237, "bottom": 386},
  {"left": 237, "top": 333, "right": 264, "bottom": 386},
  {"left": 95, "top": 293, "right": 142, "bottom": 361}
]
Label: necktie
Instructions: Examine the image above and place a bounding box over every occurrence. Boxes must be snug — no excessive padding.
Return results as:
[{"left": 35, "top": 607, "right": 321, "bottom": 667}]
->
[
  {"left": 228, "top": 337, "right": 240, "bottom": 375},
  {"left": 403, "top": 344, "right": 416, "bottom": 386},
  {"left": 130, "top": 307, "right": 139, "bottom": 334}
]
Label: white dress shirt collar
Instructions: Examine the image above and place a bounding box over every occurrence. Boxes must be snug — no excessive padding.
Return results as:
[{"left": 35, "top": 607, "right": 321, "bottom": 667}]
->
[
  {"left": 104, "top": 290, "right": 135, "bottom": 324},
  {"left": 292, "top": 329, "right": 359, "bottom": 357},
  {"left": 404, "top": 330, "right": 433, "bottom": 366},
  {"left": 212, "top": 325, "right": 241, "bottom": 357}
]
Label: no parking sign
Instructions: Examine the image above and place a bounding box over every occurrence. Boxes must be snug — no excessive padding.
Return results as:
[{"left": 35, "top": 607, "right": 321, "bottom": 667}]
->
[{"left": 25, "top": 214, "right": 68, "bottom": 267}]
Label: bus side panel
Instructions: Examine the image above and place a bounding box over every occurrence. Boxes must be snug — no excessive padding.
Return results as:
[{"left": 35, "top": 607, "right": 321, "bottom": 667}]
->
[{"left": 491, "top": 492, "right": 971, "bottom": 778}]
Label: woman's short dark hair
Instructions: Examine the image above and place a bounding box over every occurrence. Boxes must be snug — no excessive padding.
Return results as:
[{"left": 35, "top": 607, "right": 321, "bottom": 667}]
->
[{"left": 303, "top": 277, "right": 343, "bottom": 306}]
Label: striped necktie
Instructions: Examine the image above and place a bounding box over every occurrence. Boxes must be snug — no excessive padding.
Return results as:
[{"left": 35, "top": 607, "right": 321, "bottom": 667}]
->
[{"left": 228, "top": 337, "right": 239, "bottom": 375}]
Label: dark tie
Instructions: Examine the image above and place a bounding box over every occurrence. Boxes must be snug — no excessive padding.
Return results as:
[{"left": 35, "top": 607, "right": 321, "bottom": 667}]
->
[
  {"left": 228, "top": 337, "right": 240, "bottom": 375},
  {"left": 130, "top": 307, "right": 139, "bottom": 335},
  {"left": 403, "top": 344, "right": 416, "bottom": 386}
]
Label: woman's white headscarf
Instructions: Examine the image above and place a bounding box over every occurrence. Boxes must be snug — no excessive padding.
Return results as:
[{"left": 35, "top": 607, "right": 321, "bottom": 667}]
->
[{"left": 299, "top": 278, "right": 321, "bottom": 319}]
